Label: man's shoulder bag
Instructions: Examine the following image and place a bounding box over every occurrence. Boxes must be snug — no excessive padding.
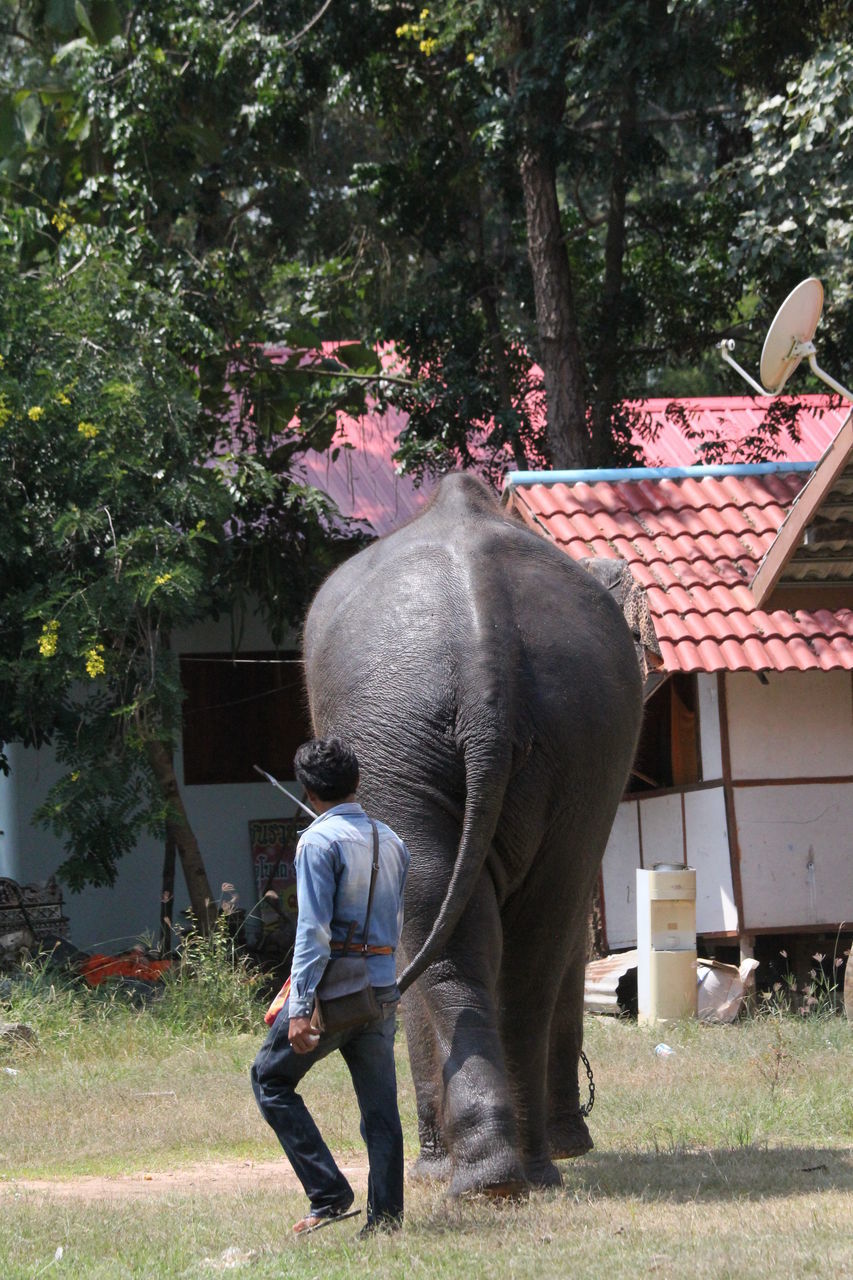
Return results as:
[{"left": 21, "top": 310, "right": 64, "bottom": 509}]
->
[{"left": 311, "top": 819, "right": 382, "bottom": 1035}]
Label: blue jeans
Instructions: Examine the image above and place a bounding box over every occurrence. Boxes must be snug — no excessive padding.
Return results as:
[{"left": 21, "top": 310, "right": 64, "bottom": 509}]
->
[{"left": 251, "top": 986, "right": 403, "bottom": 1228}]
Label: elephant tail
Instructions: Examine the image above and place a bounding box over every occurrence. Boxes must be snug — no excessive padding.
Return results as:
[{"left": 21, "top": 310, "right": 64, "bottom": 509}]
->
[{"left": 396, "top": 686, "right": 511, "bottom": 995}]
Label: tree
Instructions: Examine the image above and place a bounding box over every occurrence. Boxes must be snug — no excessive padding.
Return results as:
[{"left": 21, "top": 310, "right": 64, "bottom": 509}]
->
[
  {"left": 0, "top": 1, "right": 383, "bottom": 914},
  {"left": 0, "top": 240, "right": 370, "bottom": 918},
  {"left": 310, "top": 1, "right": 850, "bottom": 471}
]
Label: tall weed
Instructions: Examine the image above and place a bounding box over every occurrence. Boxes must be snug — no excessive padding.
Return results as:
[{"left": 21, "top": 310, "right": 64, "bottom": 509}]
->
[
  {"left": 154, "top": 916, "right": 264, "bottom": 1033},
  {"left": 0, "top": 916, "right": 264, "bottom": 1047}
]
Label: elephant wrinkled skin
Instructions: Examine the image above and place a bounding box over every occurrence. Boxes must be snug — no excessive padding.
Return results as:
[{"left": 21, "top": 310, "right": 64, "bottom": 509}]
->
[{"left": 303, "top": 473, "right": 643, "bottom": 1197}]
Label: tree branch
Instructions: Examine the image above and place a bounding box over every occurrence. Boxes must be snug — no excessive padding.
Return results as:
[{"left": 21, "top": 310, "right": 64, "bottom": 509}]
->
[{"left": 284, "top": 0, "right": 334, "bottom": 49}]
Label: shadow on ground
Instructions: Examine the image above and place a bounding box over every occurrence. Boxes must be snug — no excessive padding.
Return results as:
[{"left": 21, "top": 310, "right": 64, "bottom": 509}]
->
[{"left": 562, "top": 1145, "right": 853, "bottom": 1201}]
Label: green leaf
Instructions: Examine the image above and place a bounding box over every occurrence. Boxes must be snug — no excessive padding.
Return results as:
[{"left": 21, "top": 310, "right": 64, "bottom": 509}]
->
[
  {"left": 18, "top": 96, "right": 42, "bottom": 145},
  {"left": 333, "top": 342, "right": 381, "bottom": 374},
  {"left": 74, "top": 1, "right": 97, "bottom": 41},
  {"left": 53, "top": 37, "right": 94, "bottom": 63}
]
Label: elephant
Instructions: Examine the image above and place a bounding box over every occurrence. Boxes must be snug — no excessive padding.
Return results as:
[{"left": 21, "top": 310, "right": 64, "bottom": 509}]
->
[{"left": 302, "top": 472, "right": 643, "bottom": 1197}]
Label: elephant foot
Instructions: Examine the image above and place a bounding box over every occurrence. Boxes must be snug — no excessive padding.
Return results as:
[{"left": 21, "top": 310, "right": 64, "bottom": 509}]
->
[
  {"left": 524, "top": 1156, "right": 563, "bottom": 1189},
  {"left": 411, "top": 1151, "right": 452, "bottom": 1183},
  {"left": 549, "top": 1113, "right": 594, "bottom": 1160},
  {"left": 448, "top": 1151, "right": 528, "bottom": 1200}
]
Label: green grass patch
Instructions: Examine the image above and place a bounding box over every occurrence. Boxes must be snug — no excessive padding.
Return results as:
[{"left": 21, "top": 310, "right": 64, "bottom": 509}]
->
[{"left": 2, "top": 961, "right": 852, "bottom": 1278}]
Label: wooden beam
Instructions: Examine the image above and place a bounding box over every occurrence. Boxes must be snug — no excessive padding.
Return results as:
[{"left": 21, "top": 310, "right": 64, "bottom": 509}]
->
[{"left": 752, "top": 409, "right": 853, "bottom": 607}]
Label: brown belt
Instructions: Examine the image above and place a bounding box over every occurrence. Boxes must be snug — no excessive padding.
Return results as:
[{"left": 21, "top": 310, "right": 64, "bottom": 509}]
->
[{"left": 330, "top": 941, "right": 393, "bottom": 955}]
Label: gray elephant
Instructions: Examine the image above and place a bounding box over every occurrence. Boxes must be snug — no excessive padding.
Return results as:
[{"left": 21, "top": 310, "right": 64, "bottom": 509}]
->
[{"left": 303, "top": 473, "right": 642, "bottom": 1197}]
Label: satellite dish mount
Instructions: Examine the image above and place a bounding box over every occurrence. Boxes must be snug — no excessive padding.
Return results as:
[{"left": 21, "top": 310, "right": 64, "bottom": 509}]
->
[{"left": 718, "top": 277, "right": 853, "bottom": 401}]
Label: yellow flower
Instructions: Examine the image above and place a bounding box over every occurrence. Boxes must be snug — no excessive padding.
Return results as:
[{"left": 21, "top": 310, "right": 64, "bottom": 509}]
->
[
  {"left": 419, "top": 37, "right": 437, "bottom": 55},
  {"left": 0, "top": 353, "right": 5, "bottom": 367},
  {"left": 420, "top": 7, "right": 430, "bottom": 17},
  {"left": 85, "top": 644, "right": 105, "bottom": 679},
  {"left": 51, "top": 203, "right": 76, "bottom": 234},
  {"left": 195, "top": 519, "right": 206, "bottom": 532},
  {"left": 466, "top": 51, "right": 475, "bottom": 63},
  {"left": 153, "top": 572, "right": 173, "bottom": 587},
  {"left": 70, "top": 771, "right": 80, "bottom": 783},
  {"left": 38, "top": 620, "right": 60, "bottom": 658},
  {"left": 77, "top": 420, "right": 99, "bottom": 439},
  {"left": 28, "top": 405, "right": 44, "bottom": 421},
  {"left": 56, "top": 391, "right": 71, "bottom": 406}
]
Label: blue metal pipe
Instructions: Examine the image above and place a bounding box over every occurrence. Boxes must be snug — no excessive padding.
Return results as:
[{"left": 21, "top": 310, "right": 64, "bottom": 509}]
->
[{"left": 503, "top": 460, "right": 816, "bottom": 488}]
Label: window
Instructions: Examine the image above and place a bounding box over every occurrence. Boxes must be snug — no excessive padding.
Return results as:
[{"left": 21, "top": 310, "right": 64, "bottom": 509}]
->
[
  {"left": 627, "top": 673, "right": 700, "bottom": 793},
  {"left": 180, "top": 652, "right": 313, "bottom": 786}
]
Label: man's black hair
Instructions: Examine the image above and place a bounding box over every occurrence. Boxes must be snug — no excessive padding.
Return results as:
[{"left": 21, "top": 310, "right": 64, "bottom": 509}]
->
[{"left": 294, "top": 737, "right": 360, "bottom": 802}]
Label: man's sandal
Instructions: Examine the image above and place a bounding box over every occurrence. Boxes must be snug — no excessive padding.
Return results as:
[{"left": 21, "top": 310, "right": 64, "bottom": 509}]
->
[{"left": 292, "top": 1208, "right": 361, "bottom": 1236}]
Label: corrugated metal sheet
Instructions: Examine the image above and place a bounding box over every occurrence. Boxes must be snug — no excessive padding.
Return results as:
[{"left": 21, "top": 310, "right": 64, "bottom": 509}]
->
[
  {"left": 509, "top": 469, "right": 853, "bottom": 673},
  {"left": 290, "top": 394, "right": 847, "bottom": 536},
  {"left": 295, "top": 404, "right": 436, "bottom": 537},
  {"left": 628, "top": 395, "right": 848, "bottom": 467},
  {"left": 584, "top": 950, "right": 637, "bottom": 1015}
]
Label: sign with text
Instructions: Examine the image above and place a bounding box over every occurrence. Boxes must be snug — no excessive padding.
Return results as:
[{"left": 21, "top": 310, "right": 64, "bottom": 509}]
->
[{"left": 248, "top": 818, "right": 301, "bottom": 917}]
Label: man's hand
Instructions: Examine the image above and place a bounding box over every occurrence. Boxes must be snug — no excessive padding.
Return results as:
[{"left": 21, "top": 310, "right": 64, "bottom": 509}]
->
[{"left": 288, "top": 1015, "right": 320, "bottom": 1054}]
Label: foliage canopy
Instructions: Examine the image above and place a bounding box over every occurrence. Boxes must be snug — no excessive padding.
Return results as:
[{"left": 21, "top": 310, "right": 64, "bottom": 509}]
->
[{"left": 1, "top": 0, "right": 851, "bottom": 903}]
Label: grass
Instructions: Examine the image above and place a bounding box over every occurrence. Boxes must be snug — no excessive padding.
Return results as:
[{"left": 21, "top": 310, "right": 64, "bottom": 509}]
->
[{"left": 1, "top": 968, "right": 852, "bottom": 1278}]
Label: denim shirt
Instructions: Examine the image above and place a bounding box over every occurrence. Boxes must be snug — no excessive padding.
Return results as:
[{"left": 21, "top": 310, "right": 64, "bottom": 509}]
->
[{"left": 288, "top": 802, "right": 411, "bottom": 1019}]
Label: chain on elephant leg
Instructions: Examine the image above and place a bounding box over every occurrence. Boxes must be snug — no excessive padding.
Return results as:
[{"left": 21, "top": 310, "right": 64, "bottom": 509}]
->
[{"left": 548, "top": 1108, "right": 594, "bottom": 1160}]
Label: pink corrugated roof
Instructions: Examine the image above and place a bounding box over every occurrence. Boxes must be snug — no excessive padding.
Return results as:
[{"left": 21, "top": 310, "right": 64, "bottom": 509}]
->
[
  {"left": 508, "top": 469, "right": 853, "bottom": 673},
  {"left": 628, "top": 395, "right": 848, "bottom": 466},
  {"left": 292, "top": 394, "right": 847, "bottom": 536},
  {"left": 294, "top": 403, "right": 436, "bottom": 537}
]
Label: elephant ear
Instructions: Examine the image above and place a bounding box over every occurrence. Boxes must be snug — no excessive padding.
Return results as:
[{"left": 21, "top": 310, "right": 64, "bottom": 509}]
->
[{"left": 579, "top": 558, "right": 661, "bottom": 678}]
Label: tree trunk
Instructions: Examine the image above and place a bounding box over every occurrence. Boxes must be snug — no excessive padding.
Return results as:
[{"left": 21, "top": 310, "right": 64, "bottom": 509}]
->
[
  {"left": 591, "top": 78, "right": 638, "bottom": 465},
  {"left": 504, "top": 1, "right": 590, "bottom": 470},
  {"left": 145, "top": 737, "right": 217, "bottom": 933},
  {"left": 518, "top": 140, "right": 589, "bottom": 469}
]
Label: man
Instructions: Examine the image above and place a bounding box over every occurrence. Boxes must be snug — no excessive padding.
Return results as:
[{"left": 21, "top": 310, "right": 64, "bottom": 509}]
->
[{"left": 251, "top": 737, "right": 410, "bottom": 1236}]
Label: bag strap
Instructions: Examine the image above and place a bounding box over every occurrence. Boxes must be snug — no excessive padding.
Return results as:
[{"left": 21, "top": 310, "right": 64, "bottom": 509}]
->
[
  {"left": 359, "top": 820, "right": 380, "bottom": 956},
  {"left": 340, "top": 819, "right": 380, "bottom": 957}
]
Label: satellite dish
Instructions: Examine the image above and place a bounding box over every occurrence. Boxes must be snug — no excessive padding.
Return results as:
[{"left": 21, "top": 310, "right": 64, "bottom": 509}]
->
[
  {"left": 760, "top": 277, "right": 824, "bottom": 393},
  {"left": 717, "top": 276, "right": 852, "bottom": 401}
]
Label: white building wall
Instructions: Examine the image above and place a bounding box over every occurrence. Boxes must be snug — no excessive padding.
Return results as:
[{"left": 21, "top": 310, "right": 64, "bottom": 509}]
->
[
  {"left": 726, "top": 670, "right": 853, "bottom": 780},
  {"left": 600, "top": 803, "right": 641, "bottom": 949},
  {"left": 724, "top": 670, "right": 853, "bottom": 929},
  {"left": 0, "top": 744, "right": 21, "bottom": 880},
  {"left": 684, "top": 788, "right": 738, "bottom": 934},
  {"left": 735, "top": 782, "right": 853, "bottom": 929},
  {"left": 602, "top": 783, "right": 735, "bottom": 949},
  {"left": 696, "top": 673, "right": 723, "bottom": 781},
  {"left": 1, "top": 611, "right": 306, "bottom": 950}
]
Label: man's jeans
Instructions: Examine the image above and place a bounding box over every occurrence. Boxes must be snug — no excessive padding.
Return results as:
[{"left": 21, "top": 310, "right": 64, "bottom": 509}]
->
[{"left": 251, "top": 986, "right": 403, "bottom": 1228}]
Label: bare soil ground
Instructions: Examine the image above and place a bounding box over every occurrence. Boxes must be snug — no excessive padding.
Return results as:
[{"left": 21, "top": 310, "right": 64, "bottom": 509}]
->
[{"left": 1, "top": 1156, "right": 370, "bottom": 1200}]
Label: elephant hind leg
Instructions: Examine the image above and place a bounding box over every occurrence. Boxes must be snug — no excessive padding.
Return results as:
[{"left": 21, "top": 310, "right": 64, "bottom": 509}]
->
[
  {"left": 548, "top": 948, "right": 594, "bottom": 1160},
  {"left": 405, "top": 875, "right": 527, "bottom": 1199},
  {"left": 401, "top": 979, "right": 451, "bottom": 1183},
  {"left": 499, "top": 930, "right": 564, "bottom": 1189}
]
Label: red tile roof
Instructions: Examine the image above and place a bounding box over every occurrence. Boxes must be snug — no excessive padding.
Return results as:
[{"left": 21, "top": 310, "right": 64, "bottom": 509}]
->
[{"left": 507, "top": 467, "right": 853, "bottom": 673}]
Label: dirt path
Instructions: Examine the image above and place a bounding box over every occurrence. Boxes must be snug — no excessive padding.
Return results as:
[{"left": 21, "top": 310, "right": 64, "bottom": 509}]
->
[{"left": 1, "top": 1156, "right": 370, "bottom": 1201}]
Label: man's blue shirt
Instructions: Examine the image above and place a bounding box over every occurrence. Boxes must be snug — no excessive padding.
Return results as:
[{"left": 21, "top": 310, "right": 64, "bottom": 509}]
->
[{"left": 288, "top": 802, "right": 411, "bottom": 1019}]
